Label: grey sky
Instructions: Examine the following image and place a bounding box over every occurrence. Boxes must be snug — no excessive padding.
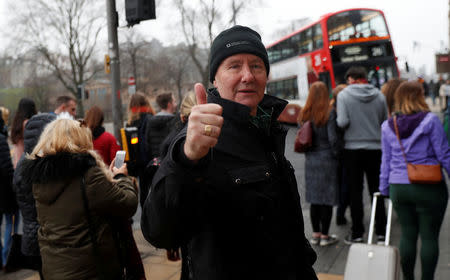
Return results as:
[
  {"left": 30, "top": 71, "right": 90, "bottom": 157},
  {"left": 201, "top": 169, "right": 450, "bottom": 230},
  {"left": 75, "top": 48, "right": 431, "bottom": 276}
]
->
[{"left": 1, "top": 0, "right": 448, "bottom": 76}]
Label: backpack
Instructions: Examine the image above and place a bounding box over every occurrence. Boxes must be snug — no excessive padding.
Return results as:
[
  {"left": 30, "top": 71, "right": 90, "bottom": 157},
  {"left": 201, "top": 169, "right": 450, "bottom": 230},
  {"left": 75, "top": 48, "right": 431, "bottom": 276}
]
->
[{"left": 138, "top": 114, "right": 152, "bottom": 166}]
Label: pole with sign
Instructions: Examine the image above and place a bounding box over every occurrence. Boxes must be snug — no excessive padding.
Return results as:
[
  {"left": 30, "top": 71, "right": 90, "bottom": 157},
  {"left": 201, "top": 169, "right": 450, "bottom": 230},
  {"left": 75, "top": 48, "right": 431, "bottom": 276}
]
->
[
  {"left": 106, "top": 0, "right": 123, "bottom": 142},
  {"left": 128, "top": 76, "right": 136, "bottom": 95}
]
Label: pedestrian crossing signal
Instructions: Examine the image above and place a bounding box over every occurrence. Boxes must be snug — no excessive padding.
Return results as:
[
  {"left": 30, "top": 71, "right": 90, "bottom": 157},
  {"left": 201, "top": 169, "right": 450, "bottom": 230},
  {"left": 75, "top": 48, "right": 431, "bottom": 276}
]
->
[{"left": 120, "top": 127, "right": 139, "bottom": 162}]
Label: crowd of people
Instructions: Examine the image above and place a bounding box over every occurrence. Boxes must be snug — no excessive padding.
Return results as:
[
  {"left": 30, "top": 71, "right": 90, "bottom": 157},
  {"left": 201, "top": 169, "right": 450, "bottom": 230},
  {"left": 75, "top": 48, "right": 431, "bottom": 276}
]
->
[
  {"left": 299, "top": 67, "right": 449, "bottom": 280},
  {"left": 0, "top": 91, "right": 179, "bottom": 279},
  {"left": 0, "top": 24, "right": 449, "bottom": 280}
]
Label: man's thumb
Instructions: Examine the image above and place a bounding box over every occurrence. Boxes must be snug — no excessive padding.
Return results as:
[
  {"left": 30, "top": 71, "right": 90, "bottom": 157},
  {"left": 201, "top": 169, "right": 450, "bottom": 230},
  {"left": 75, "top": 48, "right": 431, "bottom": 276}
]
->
[{"left": 195, "top": 83, "right": 207, "bottom": 105}]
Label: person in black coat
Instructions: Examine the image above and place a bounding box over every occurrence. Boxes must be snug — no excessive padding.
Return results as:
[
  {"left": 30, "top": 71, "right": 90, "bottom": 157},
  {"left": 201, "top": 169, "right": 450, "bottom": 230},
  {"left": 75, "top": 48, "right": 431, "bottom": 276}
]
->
[
  {"left": 13, "top": 113, "right": 55, "bottom": 277},
  {"left": 141, "top": 25, "right": 317, "bottom": 280},
  {"left": 0, "top": 112, "right": 16, "bottom": 267},
  {"left": 146, "top": 92, "right": 176, "bottom": 159},
  {"left": 126, "top": 92, "right": 155, "bottom": 208}
]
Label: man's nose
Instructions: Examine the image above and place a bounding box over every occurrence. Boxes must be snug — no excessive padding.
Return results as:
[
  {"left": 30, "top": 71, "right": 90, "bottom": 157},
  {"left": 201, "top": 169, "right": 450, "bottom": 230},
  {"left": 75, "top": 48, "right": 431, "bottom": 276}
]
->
[{"left": 241, "top": 64, "right": 255, "bottom": 83}]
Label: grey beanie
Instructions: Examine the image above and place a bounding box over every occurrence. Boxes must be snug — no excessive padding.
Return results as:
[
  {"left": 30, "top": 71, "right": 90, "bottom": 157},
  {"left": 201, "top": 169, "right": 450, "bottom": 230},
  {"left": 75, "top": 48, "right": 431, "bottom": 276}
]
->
[{"left": 209, "top": 25, "right": 270, "bottom": 83}]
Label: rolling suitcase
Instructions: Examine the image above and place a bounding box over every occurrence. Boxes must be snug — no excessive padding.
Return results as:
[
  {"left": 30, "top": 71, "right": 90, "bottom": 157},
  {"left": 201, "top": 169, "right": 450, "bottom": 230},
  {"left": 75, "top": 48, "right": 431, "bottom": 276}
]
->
[{"left": 344, "top": 192, "right": 400, "bottom": 280}]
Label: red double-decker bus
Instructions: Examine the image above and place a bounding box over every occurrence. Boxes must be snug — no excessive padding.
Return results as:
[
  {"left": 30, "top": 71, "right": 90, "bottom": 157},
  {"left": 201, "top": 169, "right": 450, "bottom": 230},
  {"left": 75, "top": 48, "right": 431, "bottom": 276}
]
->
[{"left": 266, "top": 8, "right": 399, "bottom": 123}]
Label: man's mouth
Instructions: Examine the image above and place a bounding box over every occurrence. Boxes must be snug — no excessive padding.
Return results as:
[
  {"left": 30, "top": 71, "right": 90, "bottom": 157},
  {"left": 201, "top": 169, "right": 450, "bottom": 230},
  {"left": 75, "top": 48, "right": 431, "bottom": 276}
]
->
[{"left": 238, "top": 89, "right": 256, "bottom": 94}]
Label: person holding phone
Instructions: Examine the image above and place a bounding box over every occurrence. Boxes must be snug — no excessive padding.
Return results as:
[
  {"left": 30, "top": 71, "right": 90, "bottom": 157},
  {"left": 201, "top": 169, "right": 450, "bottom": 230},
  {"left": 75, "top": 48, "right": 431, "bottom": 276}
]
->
[
  {"left": 141, "top": 25, "right": 317, "bottom": 280},
  {"left": 20, "top": 118, "right": 139, "bottom": 280}
]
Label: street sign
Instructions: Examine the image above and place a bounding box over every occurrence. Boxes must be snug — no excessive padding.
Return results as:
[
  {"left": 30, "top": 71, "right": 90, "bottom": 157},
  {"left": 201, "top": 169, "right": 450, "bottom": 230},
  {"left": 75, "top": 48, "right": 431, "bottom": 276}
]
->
[
  {"left": 436, "top": 53, "right": 450, "bottom": 73},
  {"left": 128, "top": 76, "right": 136, "bottom": 94}
]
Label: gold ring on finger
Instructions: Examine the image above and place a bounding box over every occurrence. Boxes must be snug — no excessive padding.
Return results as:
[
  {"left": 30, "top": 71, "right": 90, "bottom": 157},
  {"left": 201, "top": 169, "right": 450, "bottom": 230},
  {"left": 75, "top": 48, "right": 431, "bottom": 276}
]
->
[{"left": 204, "top": 124, "right": 212, "bottom": 136}]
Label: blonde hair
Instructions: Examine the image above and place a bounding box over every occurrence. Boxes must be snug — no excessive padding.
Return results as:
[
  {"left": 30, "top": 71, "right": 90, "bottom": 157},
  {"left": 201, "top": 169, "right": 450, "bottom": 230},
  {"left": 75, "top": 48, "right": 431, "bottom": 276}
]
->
[
  {"left": 394, "top": 81, "right": 429, "bottom": 115},
  {"left": 180, "top": 91, "right": 197, "bottom": 123},
  {"left": 29, "top": 119, "right": 111, "bottom": 179},
  {"left": 0, "top": 106, "right": 10, "bottom": 124}
]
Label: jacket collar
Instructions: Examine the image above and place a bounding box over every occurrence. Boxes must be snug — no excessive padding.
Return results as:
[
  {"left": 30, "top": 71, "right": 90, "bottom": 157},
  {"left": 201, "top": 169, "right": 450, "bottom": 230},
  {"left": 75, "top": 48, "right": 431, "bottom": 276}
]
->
[
  {"left": 22, "top": 152, "right": 97, "bottom": 184},
  {"left": 92, "top": 126, "right": 105, "bottom": 139},
  {"left": 206, "top": 88, "right": 287, "bottom": 162},
  {"left": 388, "top": 111, "right": 428, "bottom": 139}
]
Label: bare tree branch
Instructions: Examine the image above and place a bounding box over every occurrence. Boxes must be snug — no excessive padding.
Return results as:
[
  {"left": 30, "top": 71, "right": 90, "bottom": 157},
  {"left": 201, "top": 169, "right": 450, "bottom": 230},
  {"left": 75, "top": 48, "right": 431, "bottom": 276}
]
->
[
  {"left": 7, "top": 0, "right": 104, "bottom": 116},
  {"left": 171, "top": 0, "right": 258, "bottom": 87}
]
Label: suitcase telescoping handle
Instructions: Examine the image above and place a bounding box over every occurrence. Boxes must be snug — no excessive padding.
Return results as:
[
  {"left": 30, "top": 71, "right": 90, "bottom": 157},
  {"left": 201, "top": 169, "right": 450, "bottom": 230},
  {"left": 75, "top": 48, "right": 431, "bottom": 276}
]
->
[{"left": 368, "top": 192, "right": 393, "bottom": 246}]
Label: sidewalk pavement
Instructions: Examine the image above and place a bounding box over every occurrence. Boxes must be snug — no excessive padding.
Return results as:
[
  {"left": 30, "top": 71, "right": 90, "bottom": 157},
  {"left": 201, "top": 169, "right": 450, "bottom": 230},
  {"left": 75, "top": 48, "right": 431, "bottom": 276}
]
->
[{"left": 13, "top": 230, "right": 346, "bottom": 280}]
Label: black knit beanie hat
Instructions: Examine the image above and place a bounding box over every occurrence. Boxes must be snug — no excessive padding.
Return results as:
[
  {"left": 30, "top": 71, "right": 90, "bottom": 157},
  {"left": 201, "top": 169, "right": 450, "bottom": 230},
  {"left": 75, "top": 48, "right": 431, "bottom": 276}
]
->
[{"left": 209, "top": 25, "right": 270, "bottom": 83}]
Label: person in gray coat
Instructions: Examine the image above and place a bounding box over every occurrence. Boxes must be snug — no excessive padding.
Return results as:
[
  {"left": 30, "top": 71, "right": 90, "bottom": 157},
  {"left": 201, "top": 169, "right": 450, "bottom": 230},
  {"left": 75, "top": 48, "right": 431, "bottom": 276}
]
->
[
  {"left": 336, "top": 66, "right": 388, "bottom": 244},
  {"left": 299, "top": 81, "right": 341, "bottom": 246},
  {"left": 13, "top": 113, "right": 55, "bottom": 278}
]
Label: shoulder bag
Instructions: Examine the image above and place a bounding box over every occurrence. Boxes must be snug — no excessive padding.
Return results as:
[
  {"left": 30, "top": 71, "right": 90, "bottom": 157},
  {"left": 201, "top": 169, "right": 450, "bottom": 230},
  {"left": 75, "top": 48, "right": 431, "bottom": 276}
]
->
[
  {"left": 393, "top": 115, "right": 442, "bottom": 184},
  {"left": 80, "top": 176, "right": 146, "bottom": 280},
  {"left": 294, "top": 120, "right": 313, "bottom": 153}
]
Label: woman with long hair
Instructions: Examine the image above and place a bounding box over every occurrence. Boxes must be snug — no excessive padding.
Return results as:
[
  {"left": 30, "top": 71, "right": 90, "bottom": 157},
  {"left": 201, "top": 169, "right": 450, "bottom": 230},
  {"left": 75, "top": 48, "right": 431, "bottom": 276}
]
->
[
  {"left": 85, "top": 106, "right": 120, "bottom": 165},
  {"left": 21, "top": 118, "right": 139, "bottom": 280},
  {"left": 11, "top": 98, "right": 37, "bottom": 168},
  {"left": 381, "top": 78, "right": 404, "bottom": 117},
  {"left": 299, "top": 81, "right": 341, "bottom": 246},
  {"left": 379, "top": 81, "right": 449, "bottom": 280},
  {"left": 127, "top": 92, "right": 155, "bottom": 126}
]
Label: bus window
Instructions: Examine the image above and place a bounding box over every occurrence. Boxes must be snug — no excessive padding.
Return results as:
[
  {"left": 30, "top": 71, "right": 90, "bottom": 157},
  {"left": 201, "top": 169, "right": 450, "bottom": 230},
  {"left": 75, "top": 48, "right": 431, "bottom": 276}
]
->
[
  {"left": 327, "top": 10, "right": 388, "bottom": 42},
  {"left": 281, "top": 39, "right": 295, "bottom": 58},
  {"left": 297, "top": 30, "right": 312, "bottom": 55},
  {"left": 313, "top": 24, "right": 323, "bottom": 49},
  {"left": 266, "top": 77, "right": 298, "bottom": 100},
  {"left": 368, "top": 66, "right": 395, "bottom": 88},
  {"left": 268, "top": 44, "right": 282, "bottom": 63}
]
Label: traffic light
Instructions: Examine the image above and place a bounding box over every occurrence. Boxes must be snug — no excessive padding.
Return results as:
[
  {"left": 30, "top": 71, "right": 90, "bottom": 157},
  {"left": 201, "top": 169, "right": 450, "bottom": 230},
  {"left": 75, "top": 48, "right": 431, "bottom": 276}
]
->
[
  {"left": 125, "top": 0, "right": 156, "bottom": 27},
  {"left": 104, "top": 54, "right": 111, "bottom": 74}
]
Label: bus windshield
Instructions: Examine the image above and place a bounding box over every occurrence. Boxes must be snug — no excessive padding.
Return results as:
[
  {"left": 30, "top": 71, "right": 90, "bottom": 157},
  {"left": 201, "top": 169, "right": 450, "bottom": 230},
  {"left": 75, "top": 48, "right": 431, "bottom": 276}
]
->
[{"left": 327, "top": 10, "right": 388, "bottom": 43}]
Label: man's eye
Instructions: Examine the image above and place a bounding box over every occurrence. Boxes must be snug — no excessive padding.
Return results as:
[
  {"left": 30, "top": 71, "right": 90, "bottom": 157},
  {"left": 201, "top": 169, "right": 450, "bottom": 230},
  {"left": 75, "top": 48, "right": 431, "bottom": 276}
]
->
[
  {"left": 252, "top": 64, "right": 263, "bottom": 69},
  {"left": 229, "top": 64, "right": 240, "bottom": 69}
]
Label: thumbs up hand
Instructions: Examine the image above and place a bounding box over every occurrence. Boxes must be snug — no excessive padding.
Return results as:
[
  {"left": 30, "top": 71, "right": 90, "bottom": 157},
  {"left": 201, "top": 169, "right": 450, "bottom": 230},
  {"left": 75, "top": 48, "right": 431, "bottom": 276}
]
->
[{"left": 184, "top": 83, "right": 223, "bottom": 161}]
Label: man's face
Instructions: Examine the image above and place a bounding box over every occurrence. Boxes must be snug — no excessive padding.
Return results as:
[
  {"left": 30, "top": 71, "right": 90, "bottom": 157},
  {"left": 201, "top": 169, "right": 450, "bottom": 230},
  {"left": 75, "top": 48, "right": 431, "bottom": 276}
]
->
[
  {"left": 169, "top": 97, "right": 177, "bottom": 112},
  {"left": 64, "top": 100, "right": 77, "bottom": 117},
  {"left": 213, "top": 53, "right": 267, "bottom": 115}
]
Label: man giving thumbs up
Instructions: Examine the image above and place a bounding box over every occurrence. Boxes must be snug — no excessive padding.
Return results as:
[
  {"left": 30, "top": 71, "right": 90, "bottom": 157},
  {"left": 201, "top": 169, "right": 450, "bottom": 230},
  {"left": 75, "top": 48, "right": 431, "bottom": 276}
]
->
[{"left": 141, "top": 25, "right": 318, "bottom": 280}]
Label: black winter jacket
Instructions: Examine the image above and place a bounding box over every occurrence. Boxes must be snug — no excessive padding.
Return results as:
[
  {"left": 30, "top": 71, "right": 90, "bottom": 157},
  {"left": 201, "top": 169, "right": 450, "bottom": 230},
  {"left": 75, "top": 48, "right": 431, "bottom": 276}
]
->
[
  {"left": 13, "top": 113, "right": 55, "bottom": 256},
  {"left": 145, "top": 114, "right": 175, "bottom": 159},
  {"left": 127, "top": 113, "right": 152, "bottom": 177},
  {"left": 141, "top": 89, "right": 317, "bottom": 280},
  {"left": 0, "top": 121, "right": 16, "bottom": 214}
]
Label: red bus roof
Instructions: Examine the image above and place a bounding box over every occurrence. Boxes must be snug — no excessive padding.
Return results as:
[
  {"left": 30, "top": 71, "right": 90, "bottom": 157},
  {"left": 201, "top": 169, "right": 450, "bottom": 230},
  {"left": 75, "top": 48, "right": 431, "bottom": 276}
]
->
[{"left": 265, "top": 8, "right": 386, "bottom": 49}]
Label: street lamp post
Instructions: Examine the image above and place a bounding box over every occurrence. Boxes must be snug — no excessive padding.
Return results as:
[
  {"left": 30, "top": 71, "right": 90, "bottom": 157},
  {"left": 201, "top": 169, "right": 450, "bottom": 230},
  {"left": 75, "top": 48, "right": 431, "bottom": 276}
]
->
[{"left": 106, "top": 0, "right": 124, "bottom": 142}]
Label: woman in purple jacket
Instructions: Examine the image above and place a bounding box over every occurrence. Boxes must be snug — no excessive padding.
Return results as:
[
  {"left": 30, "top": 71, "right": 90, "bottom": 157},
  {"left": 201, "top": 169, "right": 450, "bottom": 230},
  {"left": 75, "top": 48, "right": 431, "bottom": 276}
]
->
[{"left": 379, "top": 81, "right": 450, "bottom": 280}]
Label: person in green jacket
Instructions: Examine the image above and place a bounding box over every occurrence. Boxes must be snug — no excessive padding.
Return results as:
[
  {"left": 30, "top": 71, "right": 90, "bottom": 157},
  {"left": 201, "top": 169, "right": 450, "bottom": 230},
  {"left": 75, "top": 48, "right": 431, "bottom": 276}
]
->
[{"left": 21, "top": 118, "right": 139, "bottom": 280}]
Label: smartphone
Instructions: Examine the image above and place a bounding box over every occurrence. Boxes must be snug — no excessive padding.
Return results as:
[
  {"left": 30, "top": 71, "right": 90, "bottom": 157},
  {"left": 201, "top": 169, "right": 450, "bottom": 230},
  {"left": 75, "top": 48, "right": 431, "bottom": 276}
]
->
[{"left": 114, "top": 150, "right": 126, "bottom": 169}]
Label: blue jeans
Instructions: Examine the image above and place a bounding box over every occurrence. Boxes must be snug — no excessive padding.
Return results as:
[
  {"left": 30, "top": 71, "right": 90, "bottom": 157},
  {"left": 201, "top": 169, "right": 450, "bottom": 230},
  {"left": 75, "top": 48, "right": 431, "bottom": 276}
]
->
[{"left": 2, "top": 212, "right": 20, "bottom": 266}]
